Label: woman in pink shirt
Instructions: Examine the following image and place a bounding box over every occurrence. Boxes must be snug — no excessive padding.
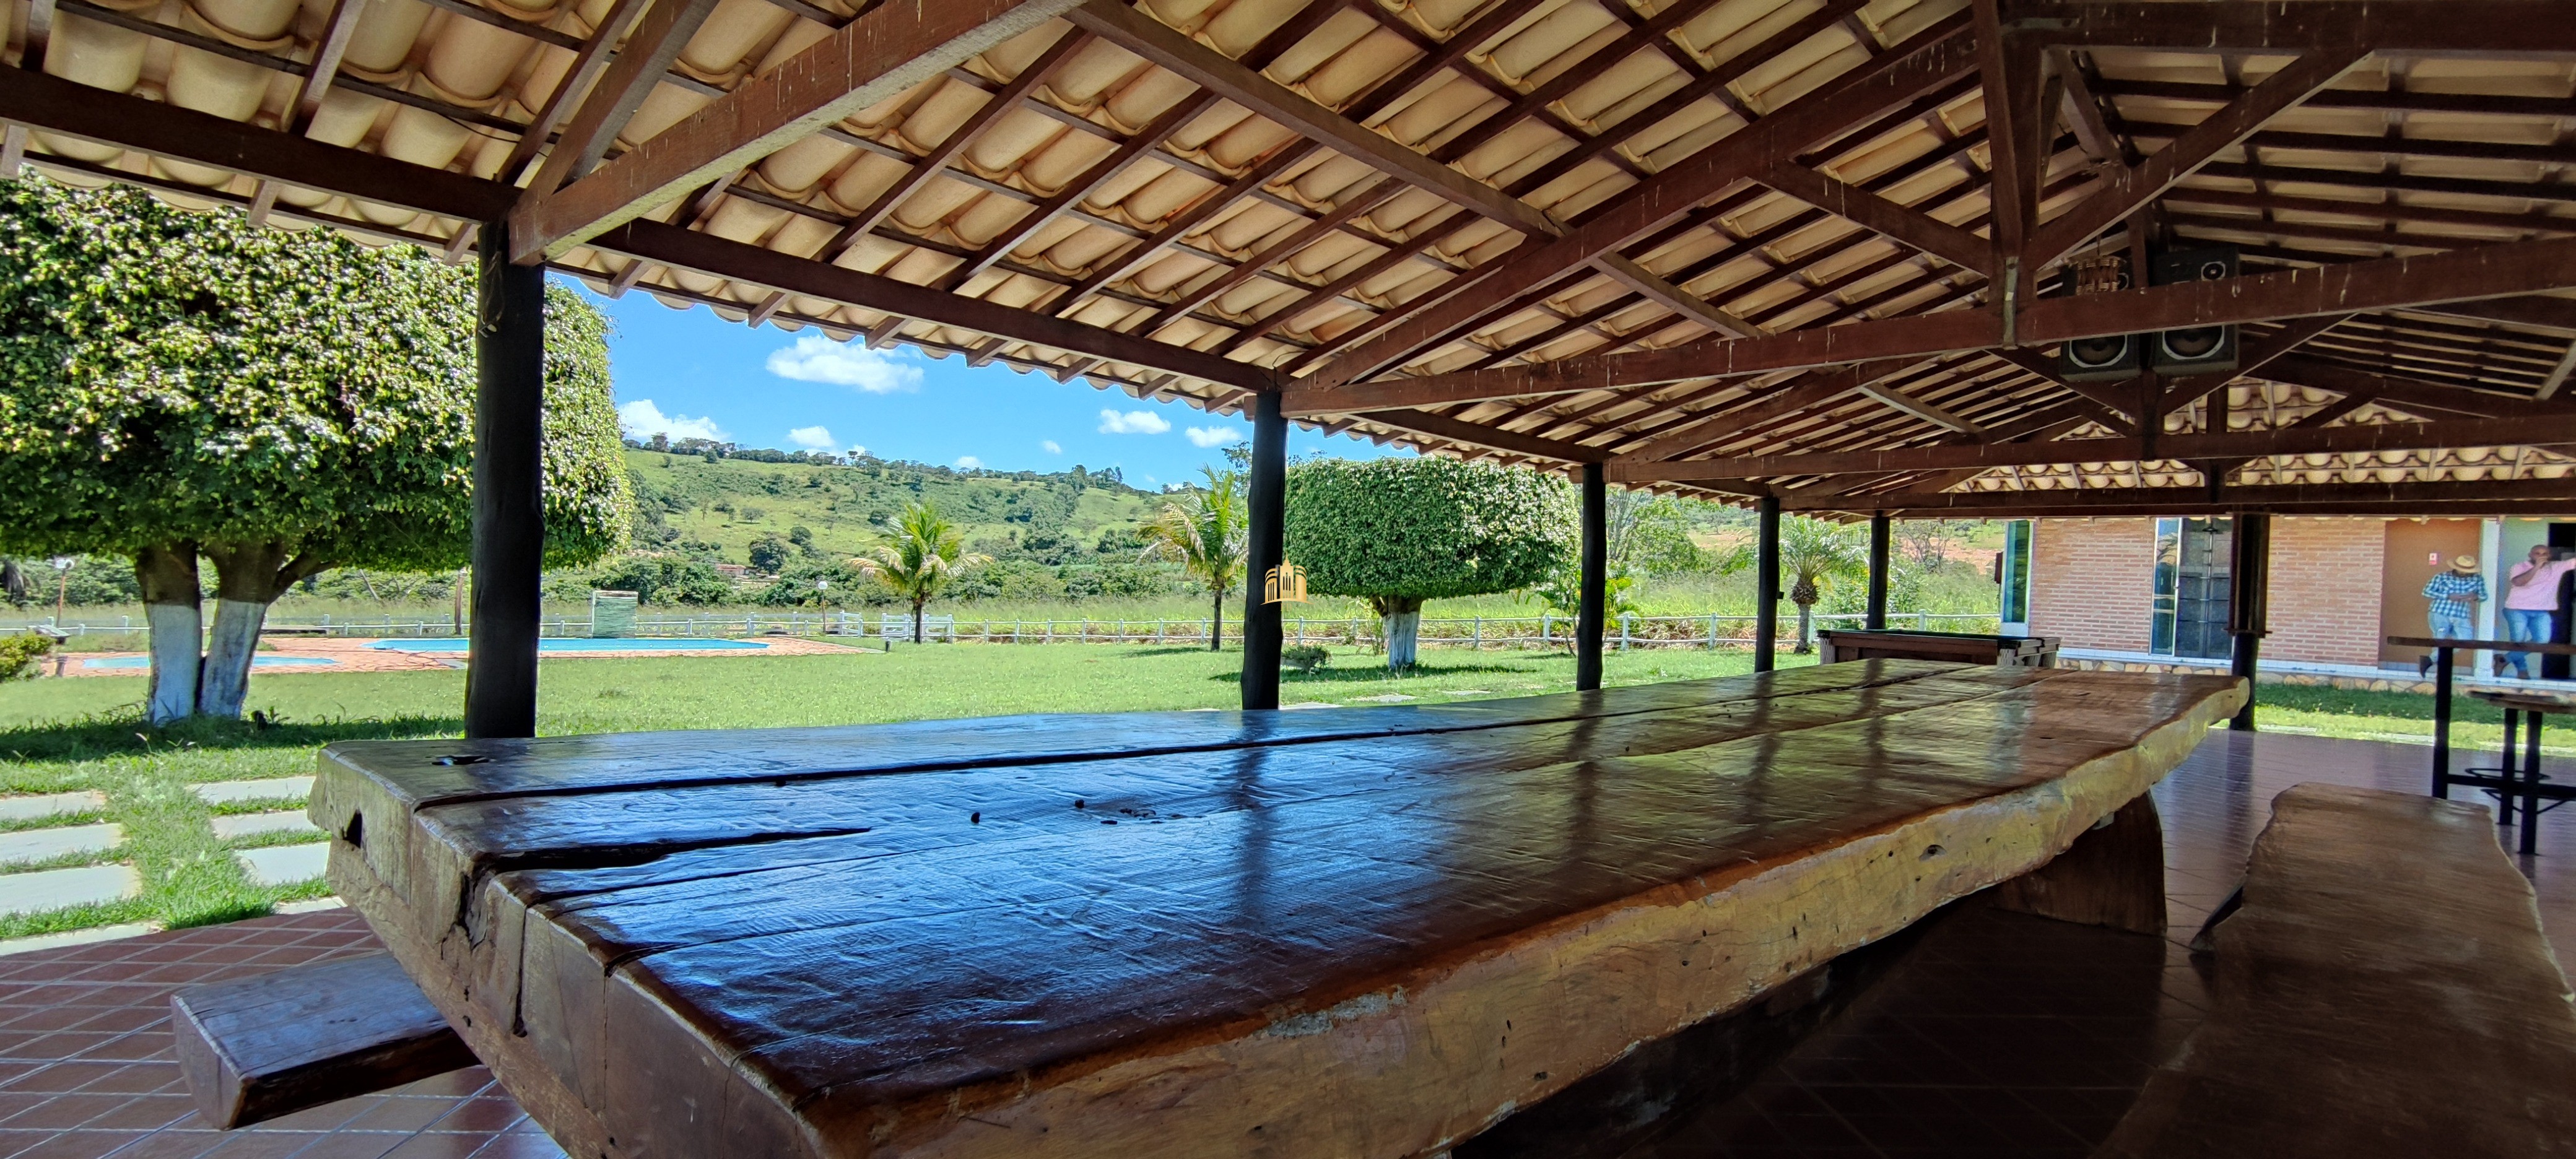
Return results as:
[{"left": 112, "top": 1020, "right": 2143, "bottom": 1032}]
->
[{"left": 2504, "top": 545, "right": 2576, "bottom": 679}]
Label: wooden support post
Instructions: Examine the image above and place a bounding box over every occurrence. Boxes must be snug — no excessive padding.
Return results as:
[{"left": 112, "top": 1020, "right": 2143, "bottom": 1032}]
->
[
  {"left": 1755, "top": 496, "right": 1782, "bottom": 672},
  {"left": 2230, "top": 511, "right": 2271, "bottom": 732},
  {"left": 466, "top": 220, "right": 544, "bottom": 739},
  {"left": 1985, "top": 792, "right": 2167, "bottom": 936},
  {"left": 1866, "top": 513, "right": 1892, "bottom": 630},
  {"left": 1577, "top": 463, "right": 1606, "bottom": 691},
  {"left": 1242, "top": 390, "right": 1286, "bottom": 710}
]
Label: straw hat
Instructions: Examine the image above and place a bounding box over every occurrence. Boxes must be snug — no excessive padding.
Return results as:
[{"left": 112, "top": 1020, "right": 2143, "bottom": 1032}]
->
[{"left": 2452, "top": 555, "right": 2481, "bottom": 572}]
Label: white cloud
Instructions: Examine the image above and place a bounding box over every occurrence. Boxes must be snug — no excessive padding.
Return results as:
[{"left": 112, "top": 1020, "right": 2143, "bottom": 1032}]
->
[
  {"left": 1098, "top": 409, "right": 1171, "bottom": 435},
  {"left": 765, "top": 334, "right": 924, "bottom": 394},
  {"left": 785, "top": 425, "right": 835, "bottom": 451},
  {"left": 1185, "top": 425, "right": 1245, "bottom": 448},
  {"left": 1041, "top": 440, "right": 1063, "bottom": 454},
  {"left": 617, "top": 399, "right": 726, "bottom": 441},
  {"left": 955, "top": 455, "right": 985, "bottom": 470}
]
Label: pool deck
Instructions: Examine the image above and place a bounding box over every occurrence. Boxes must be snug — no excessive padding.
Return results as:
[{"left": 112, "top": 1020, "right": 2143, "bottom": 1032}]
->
[{"left": 58, "top": 636, "right": 867, "bottom": 677}]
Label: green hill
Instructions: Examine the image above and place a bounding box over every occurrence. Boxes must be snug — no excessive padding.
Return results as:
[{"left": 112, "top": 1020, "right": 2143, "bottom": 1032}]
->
[{"left": 623, "top": 448, "right": 1164, "bottom": 562}]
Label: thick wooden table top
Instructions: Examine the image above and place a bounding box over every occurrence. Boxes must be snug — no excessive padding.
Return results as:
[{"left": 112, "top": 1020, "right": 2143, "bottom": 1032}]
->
[{"left": 316, "top": 661, "right": 2243, "bottom": 1159}]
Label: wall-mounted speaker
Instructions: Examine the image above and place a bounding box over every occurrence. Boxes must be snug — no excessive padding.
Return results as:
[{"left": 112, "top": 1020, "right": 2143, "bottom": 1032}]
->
[
  {"left": 2149, "top": 245, "right": 2239, "bottom": 375},
  {"left": 2055, "top": 253, "right": 2141, "bottom": 381}
]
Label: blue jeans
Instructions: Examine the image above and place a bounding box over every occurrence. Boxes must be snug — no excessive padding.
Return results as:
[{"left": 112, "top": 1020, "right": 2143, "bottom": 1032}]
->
[
  {"left": 2505, "top": 608, "right": 2555, "bottom": 676},
  {"left": 2429, "top": 610, "right": 2476, "bottom": 643}
]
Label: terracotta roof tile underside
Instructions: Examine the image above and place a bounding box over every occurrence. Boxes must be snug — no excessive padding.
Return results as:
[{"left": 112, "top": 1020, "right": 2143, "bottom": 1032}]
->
[{"left": 9, "top": 0, "right": 2576, "bottom": 514}]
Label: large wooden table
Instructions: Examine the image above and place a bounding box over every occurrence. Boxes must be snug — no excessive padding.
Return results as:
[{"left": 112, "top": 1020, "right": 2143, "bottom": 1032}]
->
[{"left": 316, "top": 661, "right": 2243, "bottom": 1158}]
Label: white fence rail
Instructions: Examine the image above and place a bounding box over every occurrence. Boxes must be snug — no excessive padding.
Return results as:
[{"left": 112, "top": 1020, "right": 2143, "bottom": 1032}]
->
[{"left": 6, "top": 610, "right": 1999, "bottom": 650}]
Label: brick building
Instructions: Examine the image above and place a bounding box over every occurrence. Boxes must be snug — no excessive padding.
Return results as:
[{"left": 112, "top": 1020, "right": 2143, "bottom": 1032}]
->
[{"left": 2014, "top": 516, "right": 2576, "bottom": 677}]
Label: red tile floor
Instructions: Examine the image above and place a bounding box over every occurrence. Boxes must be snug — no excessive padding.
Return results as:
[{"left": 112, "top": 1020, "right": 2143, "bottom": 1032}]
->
[
  {"left": 1, "top": 731, "right": 2565, "bottom": 1158},
  {"left": 0, "top": 908, "right": 558, "bottom": 1159}
]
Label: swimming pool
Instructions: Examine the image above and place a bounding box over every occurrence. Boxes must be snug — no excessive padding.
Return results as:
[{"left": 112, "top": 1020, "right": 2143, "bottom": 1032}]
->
[
  {"left": 83, "top": 656, "right": 338, "bottom": 670},
  {"left": 366, "top": 638, "right": 772, "bottom": 653}
]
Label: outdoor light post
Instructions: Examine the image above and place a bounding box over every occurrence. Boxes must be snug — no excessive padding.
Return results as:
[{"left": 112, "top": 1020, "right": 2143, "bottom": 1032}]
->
[{"left": 48, "top": 555, "right": 72, "bottom": 625}]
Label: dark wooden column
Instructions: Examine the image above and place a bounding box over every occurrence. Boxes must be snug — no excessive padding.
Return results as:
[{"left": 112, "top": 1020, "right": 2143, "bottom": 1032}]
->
[
  {"left": 2229, "top": 510, "right": 2271, "bottom": 732},
  {"left": 1755, "top": 495, "right": 1781, "bottom": 673},
  {"left": 467, "top": 222, "right": 546, "bottom": 739},
  {"left": 1865, "top": 512, "right": 1891, "bottom": 630},
  {"left": 1241, "top": 389, "right": 1286, "bottom": 710},
  {"left": 1576, "top": 463, "right": 1606, "bottom": 690}
]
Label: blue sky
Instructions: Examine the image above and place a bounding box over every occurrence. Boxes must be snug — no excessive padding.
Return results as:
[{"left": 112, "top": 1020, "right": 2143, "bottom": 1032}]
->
[{"left": 573, "top": 279, "right": 1403, "bottom": 490}]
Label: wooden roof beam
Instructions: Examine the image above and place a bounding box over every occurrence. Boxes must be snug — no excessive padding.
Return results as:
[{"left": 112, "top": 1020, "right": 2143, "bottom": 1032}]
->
[
  {"left": 511, "top": 0, "right": 1082, "bottom": 263},
  {"left": 1754, "top": 163, "right": 1995, "bottom": 277},
  {"left": 1300, "top": 19, "right": 1978, "bottom": 389},
  {"left": 1286, "top": 232, "right": 2576, "bottom": 413},
  {"left": 2027, "top": 46, "right": 2367, "bottom": 270},
  {"left": 1616, "top": 414, "right": 2576, "bottom": 483},
  {"left": 1785, "top": 477, "right": 2576, "bottom": 515},
  {"left": 1067, "top": 0, "right": 1560, "bottom": 241},
  {"left": 2001, "top": 1, "right": 2576, "bottom": 57},
  {"left": 596, "top": 219, "right": 1278, "bottom": 392}
]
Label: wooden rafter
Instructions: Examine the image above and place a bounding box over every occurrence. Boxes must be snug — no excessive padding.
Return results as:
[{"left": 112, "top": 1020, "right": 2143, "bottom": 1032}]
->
[{"left": 511, "top": 0, "right": 1085, "bottom": 263}]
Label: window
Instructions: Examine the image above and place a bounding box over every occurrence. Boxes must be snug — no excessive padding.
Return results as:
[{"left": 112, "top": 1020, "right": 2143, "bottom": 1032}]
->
[
  {"left": 2000, "top": 520, "right": 2033, "bottom": 628},
  {"left": 2151, "top": 518, "right": 2232, "bottom": 659}
]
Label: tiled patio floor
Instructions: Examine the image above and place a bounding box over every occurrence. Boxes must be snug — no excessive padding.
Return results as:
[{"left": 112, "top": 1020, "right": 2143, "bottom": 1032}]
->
[
  {"left": 1625, "top": 729, "right": 2576, "bottom": 1158},
  {"left": 1, "top": 729, "right": 2565, "bottom": 1158},
  {"left": 0, "top": 908, "right": 557, "bottom": 1159}
]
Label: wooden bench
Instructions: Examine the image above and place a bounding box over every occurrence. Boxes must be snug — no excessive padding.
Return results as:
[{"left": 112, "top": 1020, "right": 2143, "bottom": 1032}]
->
[
  {"left": 171, "top": 952, "right": 476, "bottom": 1129},
  {"left": 315, "top": 661, "right": 2240, "bottom": 1158},
  {"left": 2096, "top": 784, "right": 2576, "bottom": 1158},
  {"left": 1817, "top": 628, "right": 2060, "bottom": 667}
]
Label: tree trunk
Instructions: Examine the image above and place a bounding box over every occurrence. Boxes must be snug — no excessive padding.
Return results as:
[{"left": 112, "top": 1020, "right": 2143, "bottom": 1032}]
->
[
  {"left": 135, "top": 545, "right": 201, "bottom": 726},
  {"left": 198, "top": 542, "right": 328, "bottom": 719},
  {"left": 1209, "top": 586, "right": 1223, "bottom": 651},
  {"left": 1795, "top": 599, "right": 1816, "bottom": 654},
  {"left": 1374, "top": 596, "right": 1425, "bottom": 671},
  {"left": 912, "top": 598, "right": 925, "bottom": 645}
]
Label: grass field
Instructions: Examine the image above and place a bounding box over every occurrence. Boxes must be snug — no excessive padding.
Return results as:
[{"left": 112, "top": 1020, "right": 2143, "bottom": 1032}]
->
[{"left": 0, "top": 641, "right": 2530, "bottom": 942}]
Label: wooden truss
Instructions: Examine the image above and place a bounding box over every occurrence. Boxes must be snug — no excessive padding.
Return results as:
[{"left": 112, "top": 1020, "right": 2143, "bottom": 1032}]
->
[{"left": 7, "top": 0, "right": 2576, "bottom": 513}]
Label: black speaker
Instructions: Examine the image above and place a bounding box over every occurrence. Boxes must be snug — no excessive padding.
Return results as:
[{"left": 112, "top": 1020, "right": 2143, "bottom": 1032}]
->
[
  {"left": 2149, "top": 245, "right": 2239, "bottom": 375},
  {"left": 2055, "top": 254, "right": 2142, "bottom": 381}
]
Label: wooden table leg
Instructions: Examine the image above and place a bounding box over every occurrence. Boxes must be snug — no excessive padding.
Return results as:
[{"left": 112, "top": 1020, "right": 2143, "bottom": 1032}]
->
[
  {"left": 2501, "top": 709, "right": 2522, "bottom": 830},
  {"left": 1986, "top": 793, "right": 2167, "bottom": 937}
]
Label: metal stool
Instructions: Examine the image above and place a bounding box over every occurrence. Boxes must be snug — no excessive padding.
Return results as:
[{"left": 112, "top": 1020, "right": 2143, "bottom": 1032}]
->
[{"left": 2461, "top": 690, "right": 2576, "bottom": 855}]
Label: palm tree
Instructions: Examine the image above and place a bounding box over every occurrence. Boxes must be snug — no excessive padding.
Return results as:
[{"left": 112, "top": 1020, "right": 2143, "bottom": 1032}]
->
[
  {"left": 854, "top": 502, "right": 991, "bottom": 644},
  {"left": 1780, "top": 516, "right": 1868, "bottom": 653},
  {"left": 1139, "top": 466, "right": 1247, "bottom": 651}
]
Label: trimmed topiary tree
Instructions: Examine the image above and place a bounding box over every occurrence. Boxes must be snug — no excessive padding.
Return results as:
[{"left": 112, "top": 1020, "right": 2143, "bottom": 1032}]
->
[
  {"left": 1284, "top": 456, "right": 1571, "bottom": 669},
  {"left": 0, "top": 176, "right": 632, "bottom": 723}
]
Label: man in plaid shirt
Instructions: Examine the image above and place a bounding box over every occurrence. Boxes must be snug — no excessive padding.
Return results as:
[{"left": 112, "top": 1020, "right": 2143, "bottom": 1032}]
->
[{"left": 2419, "top": 554, "right": 2488, "bottom": 674}]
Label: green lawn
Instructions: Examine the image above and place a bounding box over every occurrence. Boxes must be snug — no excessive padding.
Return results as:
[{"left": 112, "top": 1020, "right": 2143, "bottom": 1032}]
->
[
  {"left": 0, "top": 643, "right": 1786, "bottom": 939},
  {"left": 0, "top": 643, "right": 2536, "bottom": 942}
]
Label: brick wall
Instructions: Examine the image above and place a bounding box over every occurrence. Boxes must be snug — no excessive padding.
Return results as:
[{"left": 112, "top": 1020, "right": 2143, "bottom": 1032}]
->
[
  {"left": 2262, "top": 517, "right": 2386, "bottom": 667},
  {"left": 2029, "top": 518, "right": 2156, "bottom": 652},
  {"left": 2027, "top": 516, "right": 2390, "bottom": 665}
]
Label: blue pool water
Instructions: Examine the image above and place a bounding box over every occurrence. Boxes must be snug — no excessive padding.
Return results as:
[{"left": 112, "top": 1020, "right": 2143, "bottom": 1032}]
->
[
  {"left": 84, "top": 656, "right": 337, "bottom": 670},
  {"left": 367, "top": 638, "right": 771, "bottom": 653}
]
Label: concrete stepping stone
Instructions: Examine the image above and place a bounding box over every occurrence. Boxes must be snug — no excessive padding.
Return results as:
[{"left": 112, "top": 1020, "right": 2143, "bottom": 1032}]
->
[
  {"left": 0, "top": 864, "right": 142, "bottom": 914},
  {"left": 236, "top": 843, "right": 329, "bottom": 887},
  {"left": 0, "top": 791, "right": 107, "bottom": 823},
  {"left": 211, "top": 811, "right": 322, "bottom": 840},
  {"left": 191, "top": 776, "right": 315, "bottom": 806},
  {"left": 0, "top": 823, "right": 123, "bottom": 865},
  {"left": 0, "top": 921, "right": 156, "bottom": 958}
]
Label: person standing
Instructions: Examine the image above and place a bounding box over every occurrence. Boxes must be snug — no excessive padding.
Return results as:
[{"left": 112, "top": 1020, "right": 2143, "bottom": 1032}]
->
[
  {"left": 2420, "top": 555, "right": 2487, "bottom": 676},
  {"left": 2502, "top": 545, "right": 2576, "bottom": 679}
]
